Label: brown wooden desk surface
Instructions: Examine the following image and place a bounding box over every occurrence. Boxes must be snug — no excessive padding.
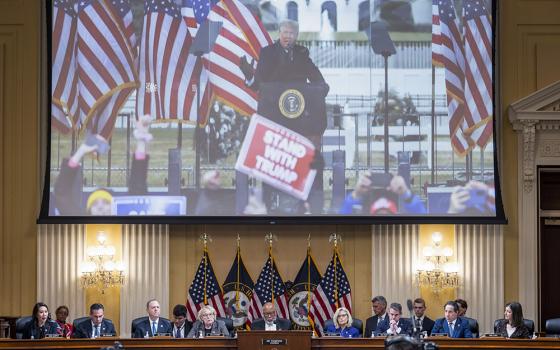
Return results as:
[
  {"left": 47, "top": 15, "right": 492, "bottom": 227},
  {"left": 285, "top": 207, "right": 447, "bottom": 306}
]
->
[{"left": 1, "top": 336, "right": 560, "bottom": 350}]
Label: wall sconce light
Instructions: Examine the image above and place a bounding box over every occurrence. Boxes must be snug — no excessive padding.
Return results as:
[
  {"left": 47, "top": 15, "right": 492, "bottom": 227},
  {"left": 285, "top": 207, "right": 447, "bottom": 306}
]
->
[
  {"left": 81, "top": 231, "right": 124, "bottom": 294},
  {"left": 416, "top": 232, "right": 459, "bottom": 293}
]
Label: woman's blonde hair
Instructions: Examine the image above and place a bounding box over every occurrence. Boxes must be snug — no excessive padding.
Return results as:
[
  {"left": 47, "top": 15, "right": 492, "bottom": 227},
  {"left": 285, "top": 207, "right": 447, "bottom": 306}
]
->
[
  {"left": 197, "top": 305, "right": 217, "bottom": 320},
  {"left": 333, "top": 307, "right": 353, "bottom": 328}
]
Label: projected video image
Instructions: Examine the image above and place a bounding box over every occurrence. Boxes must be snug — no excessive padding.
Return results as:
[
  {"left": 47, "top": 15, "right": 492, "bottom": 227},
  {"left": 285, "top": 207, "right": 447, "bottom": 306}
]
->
[{"left": 47, "top": 0, "right": 496, "bottom": 219}]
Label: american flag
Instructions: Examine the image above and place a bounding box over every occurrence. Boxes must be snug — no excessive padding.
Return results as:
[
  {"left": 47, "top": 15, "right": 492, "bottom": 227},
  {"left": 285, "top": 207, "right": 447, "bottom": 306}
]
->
[
  {"left": 247, "top": 253, "right": 289, "bottom": 327},
  {"left": 186, "top": 250, "right": 226, "bottom": 322},
  {"left": 84, "top": 0, "right": 138, "bottom": 139},
  {"left": 434, "top": 0, "right": 473, "bottom": 156},
  {"left": 309, "top": 251, "right": 352, "bottom": 335},
  {"left": 136, "top": 0, "right": 210, "bottom": 124},
  {"left": 182, "top": 0, "right": 272, "bottom": 116},
  {"left": 462, "top": 0, "right": 493, "bottom": 149},
  {"left": 76, "top": 0, "right": 138, "bottom": 139},
  {"left": 431, "top": 0, "right": 443, "bottom": 66},
  {"left": 52, "top": 0, "right": 79, "bottom": 134}
]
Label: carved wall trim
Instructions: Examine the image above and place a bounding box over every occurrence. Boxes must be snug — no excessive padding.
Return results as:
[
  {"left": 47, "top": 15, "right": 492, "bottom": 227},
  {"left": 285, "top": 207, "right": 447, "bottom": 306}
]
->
[
  {"left": 509, "top": 80, "right": 560, "bottom": 325},
  {"left": 522, "top": 121, "right": 537, "bottom": 192},
  {"left": 540, "top": 140, "right": 560, "bottom": 157}
]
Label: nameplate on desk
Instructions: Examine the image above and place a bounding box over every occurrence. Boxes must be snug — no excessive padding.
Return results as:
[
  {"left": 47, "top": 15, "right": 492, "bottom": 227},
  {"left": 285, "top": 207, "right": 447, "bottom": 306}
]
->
[
  {"left": 152, "top": 335, "right": 171, "bottom": 339},
  {"left": 44, "top": 334, "right": 62, "bottom": 339},
  {"left": 481, "top": 333, "right": 503, "bottom": 338},
  {"left": 101, "top": 334, "right": 117, "bottom": 338},
  {"left": 262, "top": 339, "right": 287, "bottom": 345},
  {"left": 431, "top": 333, "right": 449, "bottom": 337}
]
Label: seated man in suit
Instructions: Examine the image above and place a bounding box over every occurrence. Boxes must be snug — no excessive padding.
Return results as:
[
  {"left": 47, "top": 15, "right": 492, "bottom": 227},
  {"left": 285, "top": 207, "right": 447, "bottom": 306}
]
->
[
  {"left": 431, "top": 301, "right": 473, "bottom": 338},
  {"left": 132, "top": 299, "right": 172, "bottom": 338},
  {"left": 376, "top": 302, "right": 413, "bottom": 336},
  {"left": 73, "top": 303, "right": 116, "bottom": 338},
  {"left": 251, "top": 302, "right": 291, "bottom": 330},
  {"left": 172, "top": 304, "right": 191, "bottom": 338},
  {"left": 413, "top": 298, "right": 435, "bottom": 334},
  {"left": 365, "top": 295, "right": 388, "bottom": 337}
]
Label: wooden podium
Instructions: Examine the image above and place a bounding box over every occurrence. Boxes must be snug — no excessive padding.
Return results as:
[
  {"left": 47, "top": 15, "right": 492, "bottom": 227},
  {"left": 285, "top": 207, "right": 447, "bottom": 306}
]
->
[{"left": 237, "top": 330, "right": 311, "bottom": 350}]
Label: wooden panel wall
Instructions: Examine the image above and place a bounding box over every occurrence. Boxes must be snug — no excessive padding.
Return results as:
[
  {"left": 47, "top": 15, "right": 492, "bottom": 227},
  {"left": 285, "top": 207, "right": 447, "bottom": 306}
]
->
[
  {"left": 0, "top": 0, "right": 40, "bottom": 316},
  {"left": 500, "top": 0, "right": 560, "bottom": 304}
]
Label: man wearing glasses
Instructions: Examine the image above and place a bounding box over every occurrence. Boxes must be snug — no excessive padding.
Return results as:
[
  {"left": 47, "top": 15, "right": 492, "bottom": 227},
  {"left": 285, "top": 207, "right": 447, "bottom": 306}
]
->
[{"left": 251, "top": 302, "right": 291, "bottom": 331}]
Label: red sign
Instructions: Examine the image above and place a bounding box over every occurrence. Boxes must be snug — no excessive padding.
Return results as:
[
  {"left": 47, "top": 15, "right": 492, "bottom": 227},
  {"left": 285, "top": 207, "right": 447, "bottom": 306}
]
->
[{"left": 235, "top": 114, "right": 317, "bottom": 200}]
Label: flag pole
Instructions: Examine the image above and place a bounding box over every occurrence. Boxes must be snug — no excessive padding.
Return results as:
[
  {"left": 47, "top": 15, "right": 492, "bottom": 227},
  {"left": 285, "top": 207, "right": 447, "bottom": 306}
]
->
[
  {"left": 236, "top": 234, "right": 241, "bottom": 310},
  {"left": 307, "top": 234, "right": 311, "bottom": 313},
  {"left": 202, "top": 232, "right": 209, "bottom": 305},
  {"left": 266, "top": 232, "right": 275, "bottom": 305},
  {"left": 329, "top": 233, "right": 339, "bottom": 309}
]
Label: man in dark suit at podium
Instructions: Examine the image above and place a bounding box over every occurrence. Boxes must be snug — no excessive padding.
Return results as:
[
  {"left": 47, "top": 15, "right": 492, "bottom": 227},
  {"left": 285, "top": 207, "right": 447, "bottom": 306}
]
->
[
  {"left": 251, "top": 302, "right": 291, "bottom": 331},
  {"left": 73, "top": 303, "right": 116, "bottom": 338},
  {"left": 239, "top": 20, "right": 329, "bottom": 214},
  {"left": 240, "top": 20, "right": 326, "bottom": 92}
]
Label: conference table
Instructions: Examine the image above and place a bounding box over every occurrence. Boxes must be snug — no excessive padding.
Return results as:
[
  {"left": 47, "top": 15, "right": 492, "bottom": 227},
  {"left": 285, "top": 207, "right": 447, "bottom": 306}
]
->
[{"left": 1, "top": 334, "right": 560, "bottom": 350}]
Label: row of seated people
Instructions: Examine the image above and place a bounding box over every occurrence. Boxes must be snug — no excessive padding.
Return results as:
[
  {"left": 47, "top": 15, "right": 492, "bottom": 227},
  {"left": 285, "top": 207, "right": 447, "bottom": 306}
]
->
[{"left": 15, "top": 297, "right": 560, "bottom": 339}]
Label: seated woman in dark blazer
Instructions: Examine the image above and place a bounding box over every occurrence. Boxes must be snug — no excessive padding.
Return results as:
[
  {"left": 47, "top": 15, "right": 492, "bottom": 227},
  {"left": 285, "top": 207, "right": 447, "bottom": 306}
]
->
[
  {"left": 22, "top": 302, "right": 61, "bottom": 339},
  {"left": 187, "top": 305, "right": 229, "bottom": 338},
  {"left": 495, "top": 302, "right": 531, "bottom": 339},
  {"left": 325, "top": 307, "right": 360, "bottom": 338}
]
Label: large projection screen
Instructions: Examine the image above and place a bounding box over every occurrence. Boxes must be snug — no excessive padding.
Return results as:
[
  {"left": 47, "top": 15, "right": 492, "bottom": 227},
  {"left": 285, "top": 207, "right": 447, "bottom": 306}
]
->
[{"left": 40, "top": 0, "right": 505, "bottom": 224}]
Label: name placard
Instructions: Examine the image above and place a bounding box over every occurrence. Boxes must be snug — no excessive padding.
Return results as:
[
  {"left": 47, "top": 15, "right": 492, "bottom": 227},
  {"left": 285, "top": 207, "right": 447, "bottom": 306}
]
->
[{"left": 262, "top": 338, "right": 287, "bottom": 345}]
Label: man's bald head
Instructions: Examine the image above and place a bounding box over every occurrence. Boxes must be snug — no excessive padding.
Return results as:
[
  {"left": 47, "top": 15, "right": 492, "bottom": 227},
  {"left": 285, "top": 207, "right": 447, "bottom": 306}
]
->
[{"left": 263, "top": 302, "right": 277, "bottom": 323}]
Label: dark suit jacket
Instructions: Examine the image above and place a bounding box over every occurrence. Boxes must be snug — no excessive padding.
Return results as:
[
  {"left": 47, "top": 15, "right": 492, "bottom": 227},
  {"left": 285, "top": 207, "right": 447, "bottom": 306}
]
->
[
  {"left": 375, "top": 317, "right": 413, "bottom": 336},
  {"left": 186, "top": 319, "right": 229, "bottom": 338},
  {"left": 252, "top": 41, "right": 325, "bottom": 91},
  {"left": 132, "top": 318, "right": 173, "bottom": 338},
  {"left": 22, "top": 320, "right": 60, "bottom": 339},
  {"left": 72, "top": 319, "right": 116, "bottom": 338},
  {"left": 495, "top": 319, "right": 531, "bottom": 339},
  {"left": 413, "top": 316, "right": 435, "bottom": 334},
  {"left": 364, "top": 314, "right": 387, "bottom": 338},
  {"left": 431, "top": 317, "right": 473, "bottom": 338},
  {"left": 251, "top": 318, "right": 291, "bottom": 330}
]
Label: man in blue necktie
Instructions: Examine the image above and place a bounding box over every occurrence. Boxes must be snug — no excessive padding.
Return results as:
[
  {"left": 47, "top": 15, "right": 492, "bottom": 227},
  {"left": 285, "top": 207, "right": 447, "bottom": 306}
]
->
[
  {"left": 132, "top": 299, "right": 173, "bottom": 338},
  {"left": 430, "top": 301, "right": 473, "bottom": 338}
]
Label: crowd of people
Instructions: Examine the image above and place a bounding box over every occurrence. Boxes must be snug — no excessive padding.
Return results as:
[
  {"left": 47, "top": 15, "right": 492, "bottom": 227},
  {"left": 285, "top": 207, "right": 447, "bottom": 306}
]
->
[{"left": 20, "top": 297, "right": 531, "bottom": 339}]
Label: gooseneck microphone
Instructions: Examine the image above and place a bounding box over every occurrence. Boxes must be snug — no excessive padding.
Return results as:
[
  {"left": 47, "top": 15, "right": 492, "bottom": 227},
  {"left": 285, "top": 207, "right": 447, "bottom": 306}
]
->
[{"left": 407, "top": 299, "right": 419, "bottom": 338}]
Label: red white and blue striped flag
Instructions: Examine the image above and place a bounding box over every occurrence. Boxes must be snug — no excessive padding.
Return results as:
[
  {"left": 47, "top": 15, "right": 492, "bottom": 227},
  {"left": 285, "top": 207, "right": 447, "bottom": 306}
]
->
[
  {"left": 431, "top": 0, "right": 443, "bottom": 66},
  {"left": 433, "top": 0, "right": 473, "bottom": 156},
  {"left": 186, "top": 249, "right": 227, "bottom": 322},
  {"left": 247, "top": 252, "right": 289, "bottom": 327},
  {"left": 136, "top": 0, "right": 210, "bottom": 124},
  {"left": 52, "top": 0, "right": 79, "bottom": 135},
  {"left": 181, "top": 0, "right": 272, "bottom": 117},
  {"left": 76, "top": 0, "right": 138, "bottom": 139},
  {"left": 309, "top": 250, "right": 352, "bottom": 335},
  {"left": 463, "top": 0, "right": 493, "bottom": 149}
]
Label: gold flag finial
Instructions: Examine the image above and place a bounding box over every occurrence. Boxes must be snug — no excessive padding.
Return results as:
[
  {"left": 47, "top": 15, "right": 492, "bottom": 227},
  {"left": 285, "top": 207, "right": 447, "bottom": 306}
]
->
[
  {"left": 199, "top": 233, "right": 212, "bottom": 248},
  {"left": 264, "top": 232, "right": 276, "bottom": 248},
  {"left": 329, "top": 233, "right": 341, "bottom": 248}
]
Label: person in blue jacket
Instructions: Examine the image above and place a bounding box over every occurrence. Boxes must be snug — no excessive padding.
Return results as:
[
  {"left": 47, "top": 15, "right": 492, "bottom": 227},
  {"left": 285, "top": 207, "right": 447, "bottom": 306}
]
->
[
  {"left": 431, "top": 301, "right": 473, "bottom": 338},
  {"left": 375, "top": 302, "right": 413, "bottom": 336},
  {"left": 325, "top": 307, "right": 360, "bottom": 338}
]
